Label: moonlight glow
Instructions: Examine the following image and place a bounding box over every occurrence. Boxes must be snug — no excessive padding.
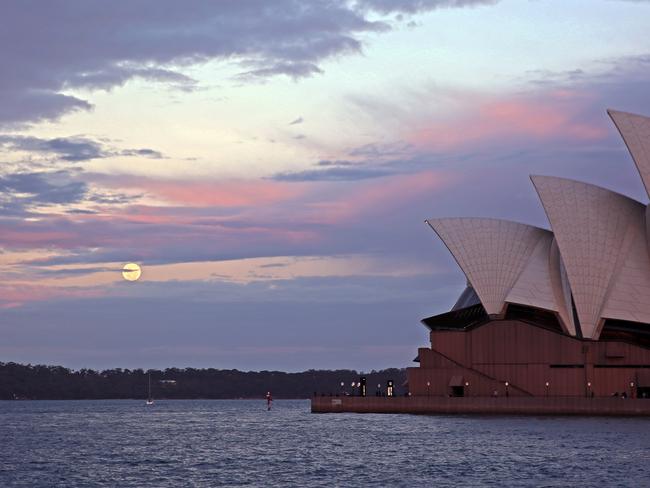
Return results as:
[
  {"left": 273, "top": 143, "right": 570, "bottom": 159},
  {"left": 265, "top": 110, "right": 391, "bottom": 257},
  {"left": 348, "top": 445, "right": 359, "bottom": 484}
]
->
[{"left": 122, "top": 263, "right": 142, "bottom": 282}]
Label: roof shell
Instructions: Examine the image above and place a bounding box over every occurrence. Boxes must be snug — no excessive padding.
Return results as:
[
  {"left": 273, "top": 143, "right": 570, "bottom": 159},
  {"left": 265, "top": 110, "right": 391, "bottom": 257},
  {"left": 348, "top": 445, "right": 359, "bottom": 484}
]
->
[
  {"left": 531, "top": 175, "right": 645, "bottom": 339},
  {"left": 505, "top": 232, "right": 556, "bottom": 314},
  {"left": 548, "top": 238, "right": 577, "bottom": 336},
  {"left": 608, "top": 109, "right": 650, "bottom": 199},
  {"left": 600, "top": 207, "right": 650, "bottom": 330},
  {"left": 427, "top": 218, "right": 551, "bottom": 316}
]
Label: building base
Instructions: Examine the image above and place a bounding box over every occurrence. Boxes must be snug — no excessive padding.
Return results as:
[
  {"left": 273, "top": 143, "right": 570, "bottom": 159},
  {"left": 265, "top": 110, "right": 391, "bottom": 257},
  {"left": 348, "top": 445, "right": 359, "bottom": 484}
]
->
[
  {"left": 311, "top": 396, "right": 650, "bottom": 416},
  {"left": 409, "top": 317, "right": 650, "bottom": 399}
]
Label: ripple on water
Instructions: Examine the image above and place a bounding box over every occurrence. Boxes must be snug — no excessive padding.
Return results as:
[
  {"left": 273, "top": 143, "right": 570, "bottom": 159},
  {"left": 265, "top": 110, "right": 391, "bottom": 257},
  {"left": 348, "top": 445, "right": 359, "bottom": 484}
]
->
[{"left": 1, "top": 400, "right": 649, "bottom": 487}]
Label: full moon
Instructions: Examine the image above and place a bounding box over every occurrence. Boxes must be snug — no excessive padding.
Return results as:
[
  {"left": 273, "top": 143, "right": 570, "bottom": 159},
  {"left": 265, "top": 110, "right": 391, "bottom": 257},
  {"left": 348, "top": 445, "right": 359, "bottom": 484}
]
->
[{"left": 122, "top": 263, "right": 142, "bottom": 281}]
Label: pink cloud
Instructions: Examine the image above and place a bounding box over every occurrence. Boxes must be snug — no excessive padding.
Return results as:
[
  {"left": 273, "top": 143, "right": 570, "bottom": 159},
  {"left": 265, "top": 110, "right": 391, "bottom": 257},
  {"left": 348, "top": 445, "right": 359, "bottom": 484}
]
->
[
  {"left": 410, "top": 90, "right": 607, "bottom": 150},
  {"left": 0, "top": 284, "right": 101, "bottom": 308},
  {"left": 96, "top": 176, "right": 308, "bottom": 207},
  {"left": 89, "top": 171, "right": 455, "bottom": 233},
  {"left": 2, "top": 229, "right": 74, "bottom": 246},
  {"left": 305, "top": 170, "right": 456, "bottom": 224}
]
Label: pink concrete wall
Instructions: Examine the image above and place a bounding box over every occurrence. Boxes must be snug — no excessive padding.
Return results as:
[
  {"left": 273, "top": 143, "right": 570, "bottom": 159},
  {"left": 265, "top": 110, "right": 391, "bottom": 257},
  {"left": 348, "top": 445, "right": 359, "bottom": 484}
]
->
[{"left": 408, "top": 320, "right": 650, "bottom": 398}]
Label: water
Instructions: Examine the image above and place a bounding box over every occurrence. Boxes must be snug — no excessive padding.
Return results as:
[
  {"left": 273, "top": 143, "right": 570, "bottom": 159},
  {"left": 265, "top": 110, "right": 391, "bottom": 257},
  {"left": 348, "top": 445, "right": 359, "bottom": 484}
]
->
[{"left": 1, "top": 400, "right": 649, "bottom": 487}]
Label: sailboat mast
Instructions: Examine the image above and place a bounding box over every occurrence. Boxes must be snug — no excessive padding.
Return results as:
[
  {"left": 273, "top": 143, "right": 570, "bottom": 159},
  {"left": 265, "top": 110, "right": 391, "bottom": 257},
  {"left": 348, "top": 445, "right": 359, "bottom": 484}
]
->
[{"left": 145, "top": 371, "right": 154, "bottom": 405}]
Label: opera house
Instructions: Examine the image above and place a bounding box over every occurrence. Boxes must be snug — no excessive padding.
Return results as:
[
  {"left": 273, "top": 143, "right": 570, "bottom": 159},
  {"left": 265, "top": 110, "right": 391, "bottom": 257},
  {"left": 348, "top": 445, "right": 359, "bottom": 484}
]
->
[{"left": 407, "top": 109, "right": 650, "bottom": 400}]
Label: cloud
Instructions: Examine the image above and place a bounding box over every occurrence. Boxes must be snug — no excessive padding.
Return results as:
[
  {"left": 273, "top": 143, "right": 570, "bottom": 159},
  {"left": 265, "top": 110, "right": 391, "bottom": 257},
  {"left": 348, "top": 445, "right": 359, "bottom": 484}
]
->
[
  {"left": 97, "top": 176, "right": 306, "bottom": 207},
  {"left": 1, "top": 164, "right": 455, "bottom": 270},
  {"left": 29, "top": 266, "right": 118, "bottom": 278},
  {"left": 118, "top": 148, "right": 163, "bottom": 159},
  {"left": 259, "top": 262, "right": 290, "bottom": 268},
  {"left": 0, "top": 169, "right": 144, "bottom": 216},
  {"left": 87, "top": 191, "right": 141, "bottom": 205},
  {"left": 271, "top": 150, "right": 447, "bottom": 182},
  {"left": 0, "top": 1, "right": 392, "bottom": 125},
  {"left": 3, "top": 51, "right": 650, "bottom": 317},
  {"left": 409, "top": 92, "right": 608, "bottom": 151},
  {"left": 0, "top": 171, "right": 86, "bottom": 213},
  {"left": 65, "top": 208, "right": 98, "bottom": 215},
  {"left": 356, "top": 0, "right": 500, "bottom": 14},
  {"left": 316, "top": 159, "right": 356, "bottom": 167},
  {"left": 63, "top": 66, "right": 198, "bottom": 92},
  {"left": 0, "top": 135, "right": 104, "bottom": 161},
  {"left": 272, "top": 166, "right": 393, "bottom": 181},
  {"left": 0, "top": 0, "right": 514, "bottom": 126},
  {"left": 0, "top": 91, "right": 92, "bottom": 129},
  {"left": 237, "top": 62, "right": 325, "bottom": 81},
  {"left": 0, "top": 135, "right": 164, "bottom": 162},
  {"left": 0, "top": 283, "right": 101, "bottom": 309},
  {"left": 289, "top": 117, "right": 304, "bottom": 125},
  {"left": 345, "top": 53, "right": 650, "bottom": 160}
]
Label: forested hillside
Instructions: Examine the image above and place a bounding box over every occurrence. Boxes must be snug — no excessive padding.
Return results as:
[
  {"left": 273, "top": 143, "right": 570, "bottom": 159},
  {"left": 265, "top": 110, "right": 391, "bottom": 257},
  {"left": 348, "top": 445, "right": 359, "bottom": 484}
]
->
[{"left": 0, "top": 362, "right": 407, "bottom": 400}]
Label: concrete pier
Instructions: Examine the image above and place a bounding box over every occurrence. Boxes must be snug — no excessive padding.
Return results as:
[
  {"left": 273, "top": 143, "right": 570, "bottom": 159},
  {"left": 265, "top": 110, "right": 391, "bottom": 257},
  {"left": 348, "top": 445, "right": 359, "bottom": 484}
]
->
[{"left": 311, "top": 396, "right": 650, "bottom": 416}]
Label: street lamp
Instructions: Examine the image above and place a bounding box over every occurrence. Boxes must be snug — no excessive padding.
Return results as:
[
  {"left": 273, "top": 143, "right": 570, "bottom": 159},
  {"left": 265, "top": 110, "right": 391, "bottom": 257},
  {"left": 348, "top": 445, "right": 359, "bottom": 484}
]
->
[
  {"left": 630, "top": 381, "right": 635, "bottom": 398},
  {"left": 505, "top": 381, "right": 509, "bottom": 398},
  {"left": 545, "top": 381, "right": 549, "bottom": 397},
  {"left": 587, "top": 381, "right": 592, "bottom": 398},
  {"left": 426, "top": 381, "right": 430, "bottom": 397},
  {"left": 387, "top": 380, "right": 394, "bottom": 397},
  {"left": 465, "top": 381, "right": 469, "bottom": 396}
]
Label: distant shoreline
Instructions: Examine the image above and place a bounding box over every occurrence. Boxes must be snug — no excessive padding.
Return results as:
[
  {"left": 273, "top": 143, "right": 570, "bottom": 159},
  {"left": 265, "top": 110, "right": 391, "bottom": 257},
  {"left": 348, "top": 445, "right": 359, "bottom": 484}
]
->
[
  {"left": 2, "top": 397, "right": 310, "bottom": 401},
  {"left": 0, "top": 361, "right": 407, "bottom": 401}
]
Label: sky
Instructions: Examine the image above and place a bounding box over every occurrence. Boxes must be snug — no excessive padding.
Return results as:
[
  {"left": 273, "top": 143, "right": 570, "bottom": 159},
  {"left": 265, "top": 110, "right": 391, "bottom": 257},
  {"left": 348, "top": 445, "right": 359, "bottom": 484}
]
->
[{"left": 1, "top": 0, "right": 650, "bottom": 371}]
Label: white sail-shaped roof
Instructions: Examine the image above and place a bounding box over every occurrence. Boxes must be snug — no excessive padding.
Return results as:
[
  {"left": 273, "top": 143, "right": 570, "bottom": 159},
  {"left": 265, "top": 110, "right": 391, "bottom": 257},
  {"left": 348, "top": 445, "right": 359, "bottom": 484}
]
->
[
  {"left": 600, "top": 210, "right": 650, "bottom": 331},
  {"left": 608, "top": 109, "right": 650, "bottom": 198},
  {"left": 426, "top": 218, "right": 549, "bottom": 316},
  {"left": 505, "top": 232, "right": 558, "bottom": 313},
  {"left": 548, "top": 238, "right": 577, "bottom": 336},
  {"left": 531, "top": 175, "right": 645, "bottom": 339}
]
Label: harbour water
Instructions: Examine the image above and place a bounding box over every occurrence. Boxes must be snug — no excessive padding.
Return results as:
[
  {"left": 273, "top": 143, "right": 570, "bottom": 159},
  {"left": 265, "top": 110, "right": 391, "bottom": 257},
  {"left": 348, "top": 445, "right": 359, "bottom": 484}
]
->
[{"left": 1, "top": 399, "right": 649, "bottom": 487}]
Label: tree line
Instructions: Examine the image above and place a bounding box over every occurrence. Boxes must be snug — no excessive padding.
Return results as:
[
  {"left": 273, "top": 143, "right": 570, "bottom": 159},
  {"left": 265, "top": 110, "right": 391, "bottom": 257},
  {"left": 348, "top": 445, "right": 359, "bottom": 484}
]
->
[{"left": 0, "top": 362, "right": 407, "bottom": 400}]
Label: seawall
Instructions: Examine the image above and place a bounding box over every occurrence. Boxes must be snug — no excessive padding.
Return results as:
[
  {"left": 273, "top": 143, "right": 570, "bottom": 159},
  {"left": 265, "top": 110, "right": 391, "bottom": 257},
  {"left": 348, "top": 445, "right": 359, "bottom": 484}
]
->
[{"left": 311, "top": 396, "right": 650, "bottom": 416}]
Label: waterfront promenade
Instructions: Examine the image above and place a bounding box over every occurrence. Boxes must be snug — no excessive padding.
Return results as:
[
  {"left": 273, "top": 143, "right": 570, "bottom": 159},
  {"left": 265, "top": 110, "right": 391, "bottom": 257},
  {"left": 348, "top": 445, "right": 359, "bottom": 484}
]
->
[{"left": 312, "top": 395, "right": 650, "bottom": 416}]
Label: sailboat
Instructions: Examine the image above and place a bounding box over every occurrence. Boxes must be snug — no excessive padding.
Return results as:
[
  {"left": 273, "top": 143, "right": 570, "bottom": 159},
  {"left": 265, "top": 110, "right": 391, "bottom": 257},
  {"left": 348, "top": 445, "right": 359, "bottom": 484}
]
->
[{"left": 146, "top": 372, "right": 154, "bottom": 405}]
